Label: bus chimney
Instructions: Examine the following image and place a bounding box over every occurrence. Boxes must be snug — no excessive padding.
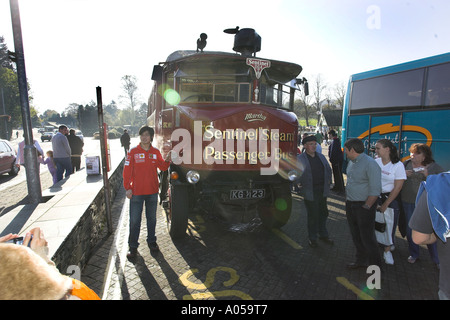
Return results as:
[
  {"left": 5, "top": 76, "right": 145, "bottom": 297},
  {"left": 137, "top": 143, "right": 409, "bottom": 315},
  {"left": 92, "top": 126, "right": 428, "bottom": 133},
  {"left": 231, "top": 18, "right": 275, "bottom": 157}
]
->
[{"left": 224, "top": 27, "right": 261, "bottom": 57}]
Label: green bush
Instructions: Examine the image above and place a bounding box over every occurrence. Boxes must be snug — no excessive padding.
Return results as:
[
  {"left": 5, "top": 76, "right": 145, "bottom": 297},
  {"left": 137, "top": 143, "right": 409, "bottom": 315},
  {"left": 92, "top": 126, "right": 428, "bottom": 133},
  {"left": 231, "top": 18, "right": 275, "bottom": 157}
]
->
[{"left": 107, "top": 128, "right": 121, "bottom": 139}]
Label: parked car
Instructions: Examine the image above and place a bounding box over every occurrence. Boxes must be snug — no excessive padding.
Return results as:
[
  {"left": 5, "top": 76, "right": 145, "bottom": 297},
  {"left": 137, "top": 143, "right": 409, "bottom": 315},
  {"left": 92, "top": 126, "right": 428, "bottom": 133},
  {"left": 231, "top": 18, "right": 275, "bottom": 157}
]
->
[
  {"left": 41, "top": 132, "right": 54, "bottom": 142},
  {"left": 0, "top": 139, "right": 20, "bottom": 176}
]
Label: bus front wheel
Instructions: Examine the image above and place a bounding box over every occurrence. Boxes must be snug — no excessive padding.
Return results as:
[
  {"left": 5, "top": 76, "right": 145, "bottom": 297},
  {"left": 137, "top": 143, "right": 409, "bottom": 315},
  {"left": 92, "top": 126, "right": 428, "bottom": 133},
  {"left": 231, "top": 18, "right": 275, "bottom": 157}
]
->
[{"left": 167, "top": 184, "right": 189, "bottom": 239}]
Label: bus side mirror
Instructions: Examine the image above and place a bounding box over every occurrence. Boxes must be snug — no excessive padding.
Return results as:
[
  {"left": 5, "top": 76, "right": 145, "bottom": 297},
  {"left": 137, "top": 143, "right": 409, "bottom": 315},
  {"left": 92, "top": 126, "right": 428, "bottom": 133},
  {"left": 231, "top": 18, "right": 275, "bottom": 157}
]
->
[
  {"left": 303, "top": 82, "right": 309, "bottom": 96},
  {"left": 151, "top": 65, "right": 163, "bottom": 82},
  {"left": 295, "top": 77, "right": 309, "bottom": 96}
]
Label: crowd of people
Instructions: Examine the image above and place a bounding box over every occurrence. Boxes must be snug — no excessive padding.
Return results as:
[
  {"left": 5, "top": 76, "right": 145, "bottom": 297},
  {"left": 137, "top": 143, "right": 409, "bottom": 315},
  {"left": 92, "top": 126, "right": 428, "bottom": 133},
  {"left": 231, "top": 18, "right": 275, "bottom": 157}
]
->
[
  {"left": 296, "top": 130, "right": 449, "bottom": 299},
  {"left": 16, "top": 125, "right": 84, "bottom": 184}
]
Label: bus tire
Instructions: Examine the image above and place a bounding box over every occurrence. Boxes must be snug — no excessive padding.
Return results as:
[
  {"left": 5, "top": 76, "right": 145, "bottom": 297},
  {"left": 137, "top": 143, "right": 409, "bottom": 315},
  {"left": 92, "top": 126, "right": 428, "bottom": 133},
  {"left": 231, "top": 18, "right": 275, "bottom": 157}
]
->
[
  {"left": 168, "top": 183, "right": 189, "bottom": 239},
  {"left": 258, "top": 183, "right": 292, "bottom": 229}
]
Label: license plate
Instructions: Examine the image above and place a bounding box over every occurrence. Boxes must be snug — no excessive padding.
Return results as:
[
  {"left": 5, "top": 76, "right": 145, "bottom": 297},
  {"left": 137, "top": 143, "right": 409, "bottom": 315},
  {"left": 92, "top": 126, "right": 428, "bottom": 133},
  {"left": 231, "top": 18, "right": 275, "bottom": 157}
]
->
[{"left": 230, "top": 189, "right": 265, "bottom": 200}]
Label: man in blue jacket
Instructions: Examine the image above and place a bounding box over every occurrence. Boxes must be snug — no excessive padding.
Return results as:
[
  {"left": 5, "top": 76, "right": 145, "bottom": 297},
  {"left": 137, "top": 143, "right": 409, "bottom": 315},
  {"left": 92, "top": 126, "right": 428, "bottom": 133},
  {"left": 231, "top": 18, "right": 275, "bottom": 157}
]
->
[{"left": 297, "top": 135, "right": 333, "bottom": 247}]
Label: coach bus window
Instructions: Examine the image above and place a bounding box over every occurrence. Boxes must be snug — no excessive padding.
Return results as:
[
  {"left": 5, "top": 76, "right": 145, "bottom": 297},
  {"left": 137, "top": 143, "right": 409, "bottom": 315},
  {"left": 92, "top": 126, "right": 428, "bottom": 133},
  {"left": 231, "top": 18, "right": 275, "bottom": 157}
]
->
[
  {"left": 425, "top": 62, "right": 450, "bottom": 107},
  {"left": 350, "top": 68, "right": 424, "bottom": 112}
]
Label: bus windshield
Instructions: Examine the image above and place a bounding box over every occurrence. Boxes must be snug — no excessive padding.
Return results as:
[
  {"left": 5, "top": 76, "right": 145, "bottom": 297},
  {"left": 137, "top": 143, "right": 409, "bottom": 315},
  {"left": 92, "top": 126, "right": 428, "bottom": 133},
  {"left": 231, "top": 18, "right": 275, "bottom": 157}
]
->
[{"left": 163, "top": 53, "right": 298, "bottom": 110}]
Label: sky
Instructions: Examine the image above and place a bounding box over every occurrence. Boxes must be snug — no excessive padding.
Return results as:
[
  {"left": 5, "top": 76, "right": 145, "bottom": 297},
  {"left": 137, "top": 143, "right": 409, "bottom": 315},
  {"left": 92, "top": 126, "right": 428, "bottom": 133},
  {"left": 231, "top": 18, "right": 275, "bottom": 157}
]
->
[{"left": 1, "top": 0, "right": 449, "bottom": 115}]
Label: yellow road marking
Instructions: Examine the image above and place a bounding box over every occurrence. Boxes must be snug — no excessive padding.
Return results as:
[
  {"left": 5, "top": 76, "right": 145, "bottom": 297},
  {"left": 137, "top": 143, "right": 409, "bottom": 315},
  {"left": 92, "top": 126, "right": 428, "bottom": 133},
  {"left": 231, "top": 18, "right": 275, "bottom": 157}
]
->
[
  {"left": 336, "top": 277, "right": 375, "bottom": 300},
  {"left": 271, "top": 228, "right": 303, "bottom": 249},
  {"left": 179, "top": 267, "right": 253, "bottom": 300},
  {"left": 184, "top": 290, "right": 253, "bottom": 300}
]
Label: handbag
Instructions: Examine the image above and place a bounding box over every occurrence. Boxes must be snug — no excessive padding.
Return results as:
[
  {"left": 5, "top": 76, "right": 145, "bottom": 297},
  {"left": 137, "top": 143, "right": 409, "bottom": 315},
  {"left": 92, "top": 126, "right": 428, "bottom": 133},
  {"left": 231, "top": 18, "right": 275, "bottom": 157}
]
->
[
  {"left": 375, "top": 207, "right": 394, "bottom": 246},
  {"left": 375, "top": 219, "right": 386, "bottom": 232}
]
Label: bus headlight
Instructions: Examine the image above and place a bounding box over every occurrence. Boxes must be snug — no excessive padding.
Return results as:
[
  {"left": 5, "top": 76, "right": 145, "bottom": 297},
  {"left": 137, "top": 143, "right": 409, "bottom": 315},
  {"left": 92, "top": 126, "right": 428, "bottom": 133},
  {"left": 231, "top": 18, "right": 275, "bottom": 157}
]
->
[
  {"left": 287, "top": 170, "right": 299, "bottom": 182},
  {"left": 186, "top": 170, "right": 200, "bottom": 184}
]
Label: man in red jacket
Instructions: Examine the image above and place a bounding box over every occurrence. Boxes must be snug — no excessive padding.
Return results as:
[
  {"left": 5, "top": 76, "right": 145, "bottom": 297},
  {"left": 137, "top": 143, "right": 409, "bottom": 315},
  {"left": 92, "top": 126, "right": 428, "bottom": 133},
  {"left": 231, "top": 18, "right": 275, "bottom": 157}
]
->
[{"left": 123, "top": 126, "right": 171, "bottom": 259}]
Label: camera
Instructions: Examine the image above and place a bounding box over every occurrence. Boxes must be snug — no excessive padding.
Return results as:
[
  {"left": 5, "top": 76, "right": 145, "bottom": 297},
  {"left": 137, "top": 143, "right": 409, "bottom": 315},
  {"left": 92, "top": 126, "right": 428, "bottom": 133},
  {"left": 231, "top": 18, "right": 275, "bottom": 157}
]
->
[
  {"left": 6, "top": 236, "right": 24, "bottom": 245},
  {"left": 5, "top": 235, "right": 32, "bottom": 246}
]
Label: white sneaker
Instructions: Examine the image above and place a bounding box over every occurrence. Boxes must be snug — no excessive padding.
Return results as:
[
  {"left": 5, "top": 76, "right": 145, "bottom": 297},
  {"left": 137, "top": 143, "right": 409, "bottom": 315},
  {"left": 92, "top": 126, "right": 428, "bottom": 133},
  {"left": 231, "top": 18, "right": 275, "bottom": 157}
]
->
[{"left": 384, "top": 251, "right": 394, "bottom": 265}]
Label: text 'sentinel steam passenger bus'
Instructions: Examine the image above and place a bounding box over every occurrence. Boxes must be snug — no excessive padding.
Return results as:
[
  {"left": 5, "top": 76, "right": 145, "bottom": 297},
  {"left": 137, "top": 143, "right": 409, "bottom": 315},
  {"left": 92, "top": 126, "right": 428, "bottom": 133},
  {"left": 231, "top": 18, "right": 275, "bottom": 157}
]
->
[
  {"left": 148, "top": 28, "right": 308, "bottom": 238},
  {"left": 342, "top": 52, "right": 450, "bottom": 171}
]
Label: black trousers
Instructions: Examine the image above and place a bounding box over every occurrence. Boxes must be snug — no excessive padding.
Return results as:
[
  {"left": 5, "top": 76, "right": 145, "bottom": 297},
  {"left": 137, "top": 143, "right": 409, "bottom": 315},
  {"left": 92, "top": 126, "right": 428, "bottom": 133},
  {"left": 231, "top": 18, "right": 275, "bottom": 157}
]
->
[
  {"left": 304, "top": 190, "right": 329, "bottom": 241},
  {"left": 345, "top": 200, "right": 382, "bottom": 267},
  {"left": 331, "top": 161, "right": 345, "bottom": 191}
]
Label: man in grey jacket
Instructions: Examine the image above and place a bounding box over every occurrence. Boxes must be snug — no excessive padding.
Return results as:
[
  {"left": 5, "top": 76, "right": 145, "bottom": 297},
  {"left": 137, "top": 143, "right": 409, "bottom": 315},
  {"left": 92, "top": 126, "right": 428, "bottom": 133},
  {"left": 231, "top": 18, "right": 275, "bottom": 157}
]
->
[
  {"left": 297, "top": 135, "right": 333, "bottom": 247},
  {"left": 51, "top": 125, "right": 72, "bottom": 182},
  {"left": 344, "top": 138, "right": 382, "bottom": 269}
]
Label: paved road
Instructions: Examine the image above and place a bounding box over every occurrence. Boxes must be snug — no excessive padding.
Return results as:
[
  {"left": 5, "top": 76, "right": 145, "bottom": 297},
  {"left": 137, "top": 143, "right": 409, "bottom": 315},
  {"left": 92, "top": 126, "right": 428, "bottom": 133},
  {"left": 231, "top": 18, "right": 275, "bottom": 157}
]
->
[
  {"left": 0, "top": 130, "right": 53, "bottom": 217},
  {"left": 81, "top": 142, "right": 441, "bottom": 301},
  {"left": 0, "top": 131, "right": 134, "bottom": 217}
]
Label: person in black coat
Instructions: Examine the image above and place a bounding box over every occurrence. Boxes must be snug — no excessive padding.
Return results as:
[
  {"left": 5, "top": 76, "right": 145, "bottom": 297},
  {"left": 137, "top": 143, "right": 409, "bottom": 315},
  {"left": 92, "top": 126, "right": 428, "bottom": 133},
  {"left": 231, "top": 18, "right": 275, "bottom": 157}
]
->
[
  {"left": 297, "top": 135, "right": 334, "bottom": 247},
  {"left": 120, "top": 129, "right": 131, "bottom": 156},
  {"left": 67, "top": 129, "right": 84, "bottom": 173},
  {"left": 328, "top": 130, "right": 345, "bottom": 193}
]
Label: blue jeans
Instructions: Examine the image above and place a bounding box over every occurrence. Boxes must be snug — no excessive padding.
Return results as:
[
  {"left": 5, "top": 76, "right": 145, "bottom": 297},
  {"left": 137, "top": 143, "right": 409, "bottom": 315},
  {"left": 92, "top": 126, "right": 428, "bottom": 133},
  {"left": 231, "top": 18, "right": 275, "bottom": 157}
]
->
[
  {"left": 403, "top": 201, "right": 439, "bottom": 264},
  {"left": 54, "top": 157, "right": 72, "bottom": 182},
  {"left": 128, "top": 193, "right": 158, "bottom": 249}
]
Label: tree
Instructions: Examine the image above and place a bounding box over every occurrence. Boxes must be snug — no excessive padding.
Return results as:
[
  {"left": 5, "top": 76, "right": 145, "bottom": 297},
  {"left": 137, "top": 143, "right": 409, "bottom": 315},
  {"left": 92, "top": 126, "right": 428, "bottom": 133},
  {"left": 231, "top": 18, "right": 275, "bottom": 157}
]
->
[
  {"left": 78, "top": 102, "right": 98, "bottom": 136},
  {"left": 0, "top": 36, "right": 38, "bottom": 139},
  {"left": 294, "top": 89, "right": 313, "bottom": 127},
  {"left": 312, "top": 74, "right": 327, "bottom": 122},
  {"left": 136, "top": 102, "right": 148, "bottom": 126},
  {"left": 0, "top": 36, "right": 14, "bottom": 70},
  {"left": 333, "top": 81, "right": 346, "bottom": 108},
  {"left": 120, "top": 75, "right": 140, "bottom": 126}
]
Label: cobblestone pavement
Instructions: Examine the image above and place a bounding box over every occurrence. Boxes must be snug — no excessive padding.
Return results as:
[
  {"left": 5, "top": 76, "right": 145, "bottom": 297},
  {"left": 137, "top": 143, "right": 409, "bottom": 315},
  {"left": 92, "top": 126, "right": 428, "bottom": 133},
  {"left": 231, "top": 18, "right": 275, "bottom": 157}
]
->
[{"left": 82, "top": 186, "right": 440, "bottom": 301}]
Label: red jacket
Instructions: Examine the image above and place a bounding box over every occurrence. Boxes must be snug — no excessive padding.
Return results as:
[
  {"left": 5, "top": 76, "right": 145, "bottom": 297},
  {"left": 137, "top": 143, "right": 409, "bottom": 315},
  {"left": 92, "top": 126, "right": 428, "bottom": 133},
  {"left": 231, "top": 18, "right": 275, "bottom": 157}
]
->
[{"left": 123, "top": 144, "right": 170, "bottom": 195}]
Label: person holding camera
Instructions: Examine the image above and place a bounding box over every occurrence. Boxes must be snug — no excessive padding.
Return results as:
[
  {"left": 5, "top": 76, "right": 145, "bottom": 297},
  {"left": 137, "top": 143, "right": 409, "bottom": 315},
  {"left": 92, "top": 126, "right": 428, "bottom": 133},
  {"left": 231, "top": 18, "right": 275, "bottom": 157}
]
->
[{"left": 0, "top": 228, "right": 100, "bottom": 300}]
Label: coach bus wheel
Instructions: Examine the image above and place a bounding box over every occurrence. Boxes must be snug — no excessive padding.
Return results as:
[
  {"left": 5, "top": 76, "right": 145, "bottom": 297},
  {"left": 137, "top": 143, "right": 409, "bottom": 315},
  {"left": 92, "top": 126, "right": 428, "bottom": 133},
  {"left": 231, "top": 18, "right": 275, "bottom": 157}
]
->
[
  {"left": 258, "top": 183, "right": 292, "bottom": 229},
  {"left": 167, "top": 184, "right": 189, "bottom": 239}
]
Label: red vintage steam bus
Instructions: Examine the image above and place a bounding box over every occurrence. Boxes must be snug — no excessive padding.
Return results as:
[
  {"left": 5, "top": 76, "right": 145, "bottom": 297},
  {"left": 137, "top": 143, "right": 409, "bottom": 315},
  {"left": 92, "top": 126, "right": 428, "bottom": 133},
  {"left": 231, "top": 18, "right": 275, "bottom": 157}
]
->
[{"left": 148, "top": 28, "right": 308, "bottom": 238}]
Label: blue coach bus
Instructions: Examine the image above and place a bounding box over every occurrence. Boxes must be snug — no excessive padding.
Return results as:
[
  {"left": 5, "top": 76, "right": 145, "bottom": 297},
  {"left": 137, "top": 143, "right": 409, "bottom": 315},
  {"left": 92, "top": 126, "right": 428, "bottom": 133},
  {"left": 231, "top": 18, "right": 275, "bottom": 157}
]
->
[{"left": 341, "top": 52, "right": 450, "bottom": 171}]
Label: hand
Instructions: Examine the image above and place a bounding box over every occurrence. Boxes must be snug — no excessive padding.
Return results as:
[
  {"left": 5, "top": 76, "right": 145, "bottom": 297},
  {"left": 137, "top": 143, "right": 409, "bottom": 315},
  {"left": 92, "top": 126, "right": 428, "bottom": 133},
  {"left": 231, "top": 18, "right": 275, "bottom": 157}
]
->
[
  {"left": 0, "top": 233, "right": 19, "bottom": 243},
  {"left": 126, "top": 189, "right": 133, "bottom": 199},
  {"left": 23, "top": 227, "right": 55, "bottom": 265},
  {"left": 165, "top": 151, "right": 172, "bottom": 162},
  {"left": 378, "top": 202, "right": 388, "bottom": 213},
  {"left": 23, "top": 227, "right": 48, "bottom": 250}
]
